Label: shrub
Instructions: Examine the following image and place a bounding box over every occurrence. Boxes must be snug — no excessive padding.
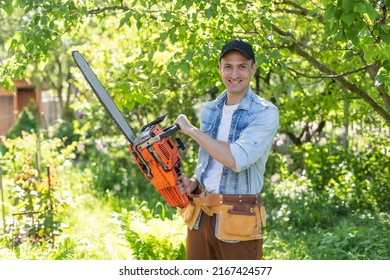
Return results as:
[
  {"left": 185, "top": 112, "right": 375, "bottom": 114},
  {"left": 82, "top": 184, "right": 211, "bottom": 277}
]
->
[
  {"left": 5, "top": 100, "right": 39, "bottom": 139},
  {"left": 119, "top": 203, "right": 186, "bottom": 260},
  {"left": 1, "top": 132, "right": 76, "bottom": 247}
]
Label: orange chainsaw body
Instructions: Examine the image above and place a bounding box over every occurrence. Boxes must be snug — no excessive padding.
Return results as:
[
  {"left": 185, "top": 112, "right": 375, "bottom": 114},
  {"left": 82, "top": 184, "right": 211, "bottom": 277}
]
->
[{"left": 129, "top": 123, "right": 189, "bottom": 208}]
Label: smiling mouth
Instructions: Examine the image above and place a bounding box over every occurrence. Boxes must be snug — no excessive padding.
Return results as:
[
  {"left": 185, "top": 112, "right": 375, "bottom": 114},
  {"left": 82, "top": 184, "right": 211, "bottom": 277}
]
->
[{"left": 229, "top": 80, "right": 242, "bottom": 84}]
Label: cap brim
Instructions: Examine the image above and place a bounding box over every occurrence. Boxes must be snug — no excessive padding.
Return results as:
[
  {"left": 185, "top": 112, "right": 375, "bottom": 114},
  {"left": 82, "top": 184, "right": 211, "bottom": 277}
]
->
[{"left": 220, "top": 48, "right": 253, "bottom": 61}]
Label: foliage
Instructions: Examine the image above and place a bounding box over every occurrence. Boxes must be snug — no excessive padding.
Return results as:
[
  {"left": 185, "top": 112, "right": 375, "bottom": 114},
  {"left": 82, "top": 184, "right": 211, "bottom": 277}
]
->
[
  {"left": 1, "top": 142, "right": 389, "bottom": 260},
  {"left": 262, "top": 170, "right": 390, "bottom": 260},
  {"left": 1, "top": 132, "right": 77, "bottom": 176},
  {"left": 48, "top": 237, "right": 77, "bottom": 260},
  {"left": 0, "top": 234, "right": 77, "bottom": 260},
  {"left": 263, "top": 211, "right": 390, "bottom": 260},
  {"left": 1, "top": 132, "right": 76, "bottom": 247},
  {"left": 118, "top": 202, "right": 186, "bottom": 260},
  {"left": 294, "top": 141, "right": 389, "bottom": 212},
  {"left": 1, "top": 1, "right": 389, "bottom": 134},
  {"left": 8, "top": 164, "right": 62, "bottom": 245},
  {"left": 263, "top": 186, "right": 390, "bottom": 260},
  {"left": 53, "top": 120, "right": 79, "bottom": 147},
  {"left": 0, "top": 0, "right": 389, "bottom": 261},
  {"left": 262, "top": 130, "right": 389, "bottom": 260},
  {"left": 5, "top": 100, "right": 39, "bottom": 139}
]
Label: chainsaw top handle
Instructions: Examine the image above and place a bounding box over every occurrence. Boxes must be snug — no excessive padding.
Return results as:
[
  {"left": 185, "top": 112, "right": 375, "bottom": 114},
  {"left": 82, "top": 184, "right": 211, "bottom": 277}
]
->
[{"left": 159, "top": 124, "right": 180, "bottom": 140}]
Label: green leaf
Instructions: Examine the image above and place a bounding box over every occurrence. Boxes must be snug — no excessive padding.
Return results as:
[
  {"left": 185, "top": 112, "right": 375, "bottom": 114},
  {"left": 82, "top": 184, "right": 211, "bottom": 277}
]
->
[
  {"left": 353, "top": 3, "right": 366, "bottom": 15},
  {"left": 168, "top": 62, "right": 179, "bottom": 76},
  {"left": 168, "top": 27, "right": 177, "bottom": 41},
  {"left": 164, "top": 12, "right": 172, "bottom": 21},
  {"left": 184, "top": 51, "right": 193, "bottom": 61},
  {"left": 354, "top": 19, "right": 366, "bottom": 30},
  {"left": 342, "top": 0, "right": 355, "bottom": 12},
  {"left": 136, "top": 20, "right": 142, "bottom": 30},
  {"left": 185, "top": 0, "right": 193, "bottom": 9},
  {"left": 269, "top": 50, "right": 281, "bottom": 60},
  {"left": 205, "top": 8, "right": 213, "bottom": 19},
  {"left": 381, "top": 34, "right": 390, "bottom": 44},
  {"left": 379, "top": 24, "right": 390, "bottom": 43},
  {"left": 134, "top": 13, "right": 142, "bottom": 30},
  {"left": 0, "top": 0, "right": 14, "bottom": 15},
  {"left": 158, "top": 43, "right": 166, "bottom": 51},
  {"left": 334, "top": 7, "right": 344, "bottom": 20},
  {"left": 365, "top": 3, "right": 377, "bottom": 22},
  {"left": 180, "top": 61, "right": 190, "bottom": 72},
  {"left": 175, "top": 0, "right": 183, "bottom": 10},
  {"left": 324, "top": 22, "right": 332, "bottom": 36},
  {"left": 324, "top": 4, "right": 335, "bottom": 22},
  {"left": 134, "top": 91, "right": 149, "bottom": 105},
  {"left": 37, "top": 60, "right": 46, "bottom": 71},
  {"left": 118, "top": 11, "right": 133, "bottom": 29},
  {"left": 341, "top": 13, "right": 355, "bottom": 27},
  {"left": 160, "top": 32, "right": 168, "bottom": 42},
  {"left": 362, "top": 45, "right": 376, "bottom": 61},
  {"left": 345, "top": 28, "right": 359, "bottom": 45},
  {"left": 279, "top": 60, "right": 288, "bottom": 73}
]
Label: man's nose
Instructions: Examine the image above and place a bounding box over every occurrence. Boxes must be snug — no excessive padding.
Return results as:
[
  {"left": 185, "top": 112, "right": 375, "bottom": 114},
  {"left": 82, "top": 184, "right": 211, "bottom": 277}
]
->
[{"left": 231, "top": 68, "right": 239, "bottom": 78}]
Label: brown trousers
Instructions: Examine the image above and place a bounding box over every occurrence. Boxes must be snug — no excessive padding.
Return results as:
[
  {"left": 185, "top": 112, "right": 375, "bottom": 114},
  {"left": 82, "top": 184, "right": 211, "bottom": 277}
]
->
[{"left": 186, "top": 212, "right": 263, "bottom": 260}]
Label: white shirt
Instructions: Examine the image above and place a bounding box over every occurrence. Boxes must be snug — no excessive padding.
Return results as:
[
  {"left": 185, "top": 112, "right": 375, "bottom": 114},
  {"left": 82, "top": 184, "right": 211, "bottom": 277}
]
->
[{"left": 203, "top": 103, "right": 240, "bottom": 193}]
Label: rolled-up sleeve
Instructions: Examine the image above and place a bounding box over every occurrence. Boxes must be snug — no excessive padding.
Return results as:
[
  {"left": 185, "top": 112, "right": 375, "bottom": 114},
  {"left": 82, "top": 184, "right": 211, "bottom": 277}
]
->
[{"left": 230, "top": 107, "right": 279, "bottom": 172}]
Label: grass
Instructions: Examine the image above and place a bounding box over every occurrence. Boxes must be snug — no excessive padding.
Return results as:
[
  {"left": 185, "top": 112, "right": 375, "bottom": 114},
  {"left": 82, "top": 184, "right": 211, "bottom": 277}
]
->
[
  {"left": 263, "top": 206, "right": 390, "bottom": 260},
  {"left": 54, "top": 166, "right": 135, "bottom": 260},
  {"left": 61, "top": 198, "right": 133, "bottom": 260},
  {"left": 0, "top": 167, "right": 134, "bottom": 260}
]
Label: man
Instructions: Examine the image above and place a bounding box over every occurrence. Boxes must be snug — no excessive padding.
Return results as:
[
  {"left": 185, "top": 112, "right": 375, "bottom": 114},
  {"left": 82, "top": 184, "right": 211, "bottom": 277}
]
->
[{"left": 174, "top": 39, "right": 279, "bottom": 260}]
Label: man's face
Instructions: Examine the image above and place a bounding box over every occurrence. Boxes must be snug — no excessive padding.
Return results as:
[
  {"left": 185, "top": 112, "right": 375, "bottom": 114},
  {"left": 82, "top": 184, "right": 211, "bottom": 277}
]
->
[{"left": 219, "top": 51, "right": 256, "bottom": 97}]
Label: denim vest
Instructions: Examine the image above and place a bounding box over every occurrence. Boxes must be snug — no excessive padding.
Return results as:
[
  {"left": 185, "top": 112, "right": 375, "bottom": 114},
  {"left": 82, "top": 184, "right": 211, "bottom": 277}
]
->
[{"left": 195, "top": 88, "right": 279, "bottom": 194}]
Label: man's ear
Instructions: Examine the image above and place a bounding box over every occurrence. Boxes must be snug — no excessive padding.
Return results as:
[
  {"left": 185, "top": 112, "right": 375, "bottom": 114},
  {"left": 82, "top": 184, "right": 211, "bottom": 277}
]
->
[{"left": 251, "top": 63, "right": 257, "bottom": 75}]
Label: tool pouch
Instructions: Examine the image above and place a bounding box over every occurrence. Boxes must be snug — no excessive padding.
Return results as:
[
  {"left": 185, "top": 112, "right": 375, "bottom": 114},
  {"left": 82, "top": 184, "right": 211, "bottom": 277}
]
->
[
  {"left": 178, "top": 199, "right": 202, "bottom": 230},
  {"left": 216, "top": 204, "right": 266, "bottom": 241}
]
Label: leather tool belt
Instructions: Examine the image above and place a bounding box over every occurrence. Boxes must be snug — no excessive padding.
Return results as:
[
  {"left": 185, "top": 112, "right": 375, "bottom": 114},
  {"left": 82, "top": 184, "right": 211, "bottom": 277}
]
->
[{"left": 178, "top": 190, "right": 266, "bottom": 241}]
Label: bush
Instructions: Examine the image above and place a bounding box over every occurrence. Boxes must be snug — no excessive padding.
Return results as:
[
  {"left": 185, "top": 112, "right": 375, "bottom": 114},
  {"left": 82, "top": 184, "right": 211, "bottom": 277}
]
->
[
  {"left": 5, "top": 100, "right": 39, "bottom": 139},
  {"left": 1, "top": 132, "right": 76, "bottom": 247},
  {"left": 118, "top": 202, "right": 186, "bottom": 260},
  {"left": 268, "top": 137, "right": 390, "bottom": 213},
  {"left": 262, "top": 174, "right": 390, "bottom": 260}
]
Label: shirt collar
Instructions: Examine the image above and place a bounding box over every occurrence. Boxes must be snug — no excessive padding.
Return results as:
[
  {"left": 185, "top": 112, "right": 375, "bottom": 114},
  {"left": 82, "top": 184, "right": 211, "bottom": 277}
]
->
[{"left": 215, "top": 88, "right": 254, "bottom": 111}]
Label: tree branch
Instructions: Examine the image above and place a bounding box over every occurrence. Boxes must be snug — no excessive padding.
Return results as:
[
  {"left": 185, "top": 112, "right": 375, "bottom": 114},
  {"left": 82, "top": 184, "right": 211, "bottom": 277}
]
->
[
  {"left": 270, "top": 23, "right": 390, "bottom": 125},
  {"left": 88, "top": 5, "right": 130, "bottom": 15},
  {"left": 287, "top": 63, "right": 375, "bottom": 79},
  {"left": 366, "top": 61, "right": 390, "bottom": 109},
  {"left": 281, "top": 129, "right": 302, "bottom": 145},
  {"left": 275, "top": 0, "right": 324, "bottom": 23}
]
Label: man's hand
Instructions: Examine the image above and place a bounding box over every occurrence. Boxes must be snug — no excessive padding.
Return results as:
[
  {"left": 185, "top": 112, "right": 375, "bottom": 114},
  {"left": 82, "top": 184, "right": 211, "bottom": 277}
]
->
[
  {"left": 177, "top": 174, "right": 198, "bottom": 195},
  {"left": 174, "top": 114, "right": 196, "bottom": 136},
  {"left": 174, "top": 114, "right": 237, "bottom": 172}
]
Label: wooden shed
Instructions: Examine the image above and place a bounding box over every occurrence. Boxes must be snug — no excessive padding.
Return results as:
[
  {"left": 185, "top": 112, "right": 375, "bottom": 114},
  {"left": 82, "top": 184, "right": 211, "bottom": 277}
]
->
[{"left": 0, "top": 79, "right": 42, "bottom": 135}]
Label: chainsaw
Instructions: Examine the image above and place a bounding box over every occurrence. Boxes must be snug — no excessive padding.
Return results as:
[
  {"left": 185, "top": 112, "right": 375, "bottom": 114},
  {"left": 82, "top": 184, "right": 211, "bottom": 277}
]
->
[{"left": 72, "top": 51, "right": 189, "bottom": 208}]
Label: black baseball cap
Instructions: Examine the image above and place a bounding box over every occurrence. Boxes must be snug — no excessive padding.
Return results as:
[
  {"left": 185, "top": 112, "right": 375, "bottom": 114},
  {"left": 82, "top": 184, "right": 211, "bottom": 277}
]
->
[{"left": 219, "top": 39, "right": 255, "bottom": 62}]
